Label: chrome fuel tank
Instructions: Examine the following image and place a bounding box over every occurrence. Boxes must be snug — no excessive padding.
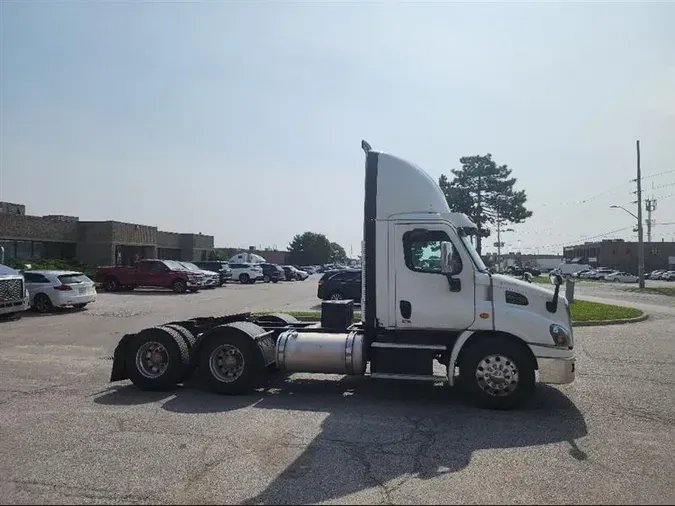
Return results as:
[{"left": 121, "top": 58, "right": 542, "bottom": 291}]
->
[{"left": 276, "top": 330, "right": 366, "bottom": 375}]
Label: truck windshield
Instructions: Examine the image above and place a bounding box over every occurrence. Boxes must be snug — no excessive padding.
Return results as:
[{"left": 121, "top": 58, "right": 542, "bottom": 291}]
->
[{"left": 458, "top": 231, "right": 488, "bottom": 272}]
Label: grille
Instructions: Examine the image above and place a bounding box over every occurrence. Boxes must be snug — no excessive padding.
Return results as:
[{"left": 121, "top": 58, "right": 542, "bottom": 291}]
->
[{"left": 0, "top": 278, "right": 24, "bottom": 301}]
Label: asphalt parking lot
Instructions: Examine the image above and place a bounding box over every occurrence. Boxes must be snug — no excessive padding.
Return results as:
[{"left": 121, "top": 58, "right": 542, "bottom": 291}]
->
[{"left": 1, "top": 276, "right": 674, "bottom": 504}]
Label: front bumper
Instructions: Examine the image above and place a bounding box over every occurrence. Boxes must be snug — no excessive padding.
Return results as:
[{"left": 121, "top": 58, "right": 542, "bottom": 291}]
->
[
  {"left": 0, "top": 298, "right": 29, "bottom": 314},
  {"left": 538, "top": 356, "right": 575, "bottom": 384}
]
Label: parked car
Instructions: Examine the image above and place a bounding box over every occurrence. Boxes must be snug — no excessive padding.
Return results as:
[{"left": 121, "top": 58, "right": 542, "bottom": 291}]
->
[
  {"left": 259, "top": 263, "right": 284, "bottom": 283},
  {"left": 282, "top": 265, "right": 308, "bottom": 281},
  {"left": 178, "top": 262, "right": 220, "bottom": 288},
  {"left": 317, "top": 269, "right": 361, "bottom": 301},
  {"left": 299, "top": 266, "right": 316, "bottom": 275},
  {"left": 281, "top": 266, "right": 296, "bottom": 281},
  {"left": 228, "top": 262, "right": 264, "bottom": 284},
  {"left": 572, "top": 269, "right": 591, "bottom": 278},
  {"left": 554, "top": 262, "right": 592, "bottom": 276},
  {"left": 294, "top": 267, "right": 309, "bottom": 281},
  {"left": 604, "top": 271, "right": 639, "bottom": 283},
  {"left": 648, "top": 270, "right": 666, "bottom": 280},
  {"left": 23, "top": 270, "right": 97, "bottom": 313},
  {"left": 193, "top": 261, "right": 232, "bottom": 286},
  {"left": 661, "top": 271, "right": 675, "bottom": 281},
  {"left": 95, "top": 259, "right": 202, "bottom": 293},
  {"left": 588, "top": 267, "right": 614, "bottom": 280}
]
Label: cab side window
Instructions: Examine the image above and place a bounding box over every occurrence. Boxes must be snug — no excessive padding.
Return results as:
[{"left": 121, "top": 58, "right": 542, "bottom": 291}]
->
[
  {"left": 403, "top": 229, "right": 462, "bottom": 274},
  {"left": 150, "top": 261, "right": 167, "bottom": 272}
]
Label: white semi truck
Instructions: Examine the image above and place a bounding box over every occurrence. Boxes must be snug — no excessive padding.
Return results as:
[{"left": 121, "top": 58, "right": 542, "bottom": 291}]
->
[
  {"left": 0, "top": 247, "right": 30, "bottom": 318},
  {"left": 110, "top": 141, "right": 574, "bottom": 409}
]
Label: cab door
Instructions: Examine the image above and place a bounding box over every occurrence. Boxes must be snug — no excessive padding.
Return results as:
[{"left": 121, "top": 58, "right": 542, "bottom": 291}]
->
[{"left": 393, "top": 223, "right": 475, "bottom": 330}]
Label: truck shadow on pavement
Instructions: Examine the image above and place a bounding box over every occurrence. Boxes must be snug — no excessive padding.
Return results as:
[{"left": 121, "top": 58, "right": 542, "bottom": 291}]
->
[{"left": 95, "top": 377, "right": 587, "bottom": 505}]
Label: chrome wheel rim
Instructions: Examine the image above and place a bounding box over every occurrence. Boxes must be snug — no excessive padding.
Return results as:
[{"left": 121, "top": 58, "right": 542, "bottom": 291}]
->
[
  {"left": 475, "top": 354, "right": 519, "bottom": 397},
  {"left": 209, "top": 344, "right": 245, "bottom": 383},
  {"left": 330, "top": 292, "right": 343, "bottom": 300},
  {"left": 136, "top": 341, "right": 169, "bottom": 379}
]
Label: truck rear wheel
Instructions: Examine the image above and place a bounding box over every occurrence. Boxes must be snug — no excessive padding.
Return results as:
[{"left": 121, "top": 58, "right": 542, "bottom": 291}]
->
[
  {"left": 127, "top": 328, "right": 186, "bottom": 391},
  {"left": 457, "top": 336, "right": 535, "bottom": 410},
  {"left": 199, "top": 333, "right": 263, "bottom": 395}
]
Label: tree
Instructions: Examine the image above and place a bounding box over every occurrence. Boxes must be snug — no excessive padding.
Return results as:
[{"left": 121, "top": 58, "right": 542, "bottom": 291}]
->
[
  {"left": 287, "top": 232, "right": 334, "bottom": 265},
  {"left": 329, "top": 242, "right": 348, "bottom": 263},
  {"left": 439, "top": 154, "right": 532, "bottom": 254}
]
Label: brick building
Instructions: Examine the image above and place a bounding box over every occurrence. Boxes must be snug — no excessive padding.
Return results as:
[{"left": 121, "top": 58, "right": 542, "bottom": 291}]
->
[
  {"left": 0, "top": 201, "right": 214, "bottom": 266},
  {"left": 563, "top": 239, "right": 675, "bottom": 273}
]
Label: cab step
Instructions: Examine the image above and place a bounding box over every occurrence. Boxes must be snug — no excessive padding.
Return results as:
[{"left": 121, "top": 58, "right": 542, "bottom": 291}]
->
[{"left": 368, "top": 372, "right": 448, "bottom": 382}]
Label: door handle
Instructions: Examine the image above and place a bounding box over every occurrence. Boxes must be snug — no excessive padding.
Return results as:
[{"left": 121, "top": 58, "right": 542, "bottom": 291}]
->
[{"left": 399, "top": 300, "right": 412, "bottom": 319}]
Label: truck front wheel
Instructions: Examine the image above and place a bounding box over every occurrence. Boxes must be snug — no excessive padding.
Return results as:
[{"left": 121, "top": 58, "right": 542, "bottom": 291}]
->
[
  {"left": 457, "top": 337, "right": 535, "bottom": 410},
  {"left": 199, "top": 333, "right": 262, "bottom": 395}
]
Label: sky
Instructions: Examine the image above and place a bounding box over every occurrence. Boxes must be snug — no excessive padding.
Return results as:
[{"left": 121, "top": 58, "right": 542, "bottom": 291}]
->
[{"left": 1, "top": 1, "right": 674, "bottom": 257}]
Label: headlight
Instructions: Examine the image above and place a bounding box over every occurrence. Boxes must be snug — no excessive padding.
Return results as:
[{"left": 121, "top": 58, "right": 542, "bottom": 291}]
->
[{"left": 549, "top": 324, "right": 571, "bottom": 347}]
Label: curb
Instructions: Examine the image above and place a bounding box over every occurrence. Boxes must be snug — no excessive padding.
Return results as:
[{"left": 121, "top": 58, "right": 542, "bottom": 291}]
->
[{"left": 572, "top": 313, "right": 649, "bottom": 327}]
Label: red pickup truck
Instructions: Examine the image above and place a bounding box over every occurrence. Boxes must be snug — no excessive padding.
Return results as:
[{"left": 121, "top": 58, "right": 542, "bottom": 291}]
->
[{"left": 95, "top": 259, "right": 203, "bottom": 293}]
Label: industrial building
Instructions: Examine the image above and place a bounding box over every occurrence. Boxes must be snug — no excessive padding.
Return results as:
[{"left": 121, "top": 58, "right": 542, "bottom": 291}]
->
[
  {"left": 0, "top": 201, "right": 214, "bottom": 267},
  {"left": 563, "top": 239, "right": 675, "bottom": 273}
]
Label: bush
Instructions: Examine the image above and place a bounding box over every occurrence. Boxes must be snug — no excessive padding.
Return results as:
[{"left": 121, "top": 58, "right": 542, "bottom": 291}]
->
[{"left": 3, "top": 258, "right": 98, "bottom": 278}]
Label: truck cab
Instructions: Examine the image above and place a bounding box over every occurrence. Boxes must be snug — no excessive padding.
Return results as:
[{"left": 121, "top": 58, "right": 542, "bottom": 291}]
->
[{"left": 359, "top": 141, "right": 574, "bottom": 407}]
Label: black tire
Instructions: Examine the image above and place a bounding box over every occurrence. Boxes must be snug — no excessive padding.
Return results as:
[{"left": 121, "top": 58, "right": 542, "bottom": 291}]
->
[
  {"left": 272, "top": 279, "right": 279, "bottom": 283},
  {"left": 239, "top": 273, "right": 250, "bottom": 284},
  {"left": 164, "top": 324, "right": 197, "bottom": 383},
  {"left": 103, "top": 277, "right": 120, "bottom": 292},
  {"left": 329, "top": 291, "right": 344, "bottom": 301},
  {"left": 199, "top": 332, "right": 264, "bottom": 395},
  {"left": 457, "top": 336, "right": 535, "bottom": 410},
  {"left": 171, "top": 278, "right": 187, "bottom": 293},
  {"left": 263, "top": 275, "right": 270, "bottom": 283},
  {"left": 126, "top": 327, "right": 185, "bottom": 391},
  {"left": 33, "top": 293, "right": 53, "bottom": 313},
  {"left": 73, "top": 303, "right": 88, "bottom": 309}
]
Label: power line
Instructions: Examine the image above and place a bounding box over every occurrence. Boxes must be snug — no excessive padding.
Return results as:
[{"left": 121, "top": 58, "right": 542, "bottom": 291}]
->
[
  {"left": 544, "top": 226, "right": 635, "bottom": 249},
  {"left": 640, "top": 169, "right": 675, "bottom": 180},
  {"left": 649, "top": 181, "right": 675, "bottom": 192}
]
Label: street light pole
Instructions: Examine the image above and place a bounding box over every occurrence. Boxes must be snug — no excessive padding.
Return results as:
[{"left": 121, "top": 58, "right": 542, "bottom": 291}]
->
[{"left": 636, "top": 141, "right": 645, "bottom": 288}]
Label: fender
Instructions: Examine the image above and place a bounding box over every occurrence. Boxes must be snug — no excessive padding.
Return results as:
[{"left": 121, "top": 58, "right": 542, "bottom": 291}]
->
[{"left": 447, "top": 330, "right": 474, "bottom": 386}]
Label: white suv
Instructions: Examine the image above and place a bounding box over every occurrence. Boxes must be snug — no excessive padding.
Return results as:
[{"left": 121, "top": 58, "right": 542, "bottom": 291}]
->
[{"left": 228, "top": 262, "right": 264, "bottom": 284}]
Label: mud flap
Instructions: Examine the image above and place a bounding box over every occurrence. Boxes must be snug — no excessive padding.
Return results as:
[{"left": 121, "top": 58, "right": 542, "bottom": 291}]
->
[{"left": 110, "top": 333, "right": 135, "bottom": 382}]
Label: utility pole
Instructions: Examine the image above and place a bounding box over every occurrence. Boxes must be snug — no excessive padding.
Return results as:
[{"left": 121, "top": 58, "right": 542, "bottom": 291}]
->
[
  {"left": 645, "top": 198, "right": 657, "bottom": 242},
  {"left": 636, "top": 140, "right": 645, "bottom": 288}
]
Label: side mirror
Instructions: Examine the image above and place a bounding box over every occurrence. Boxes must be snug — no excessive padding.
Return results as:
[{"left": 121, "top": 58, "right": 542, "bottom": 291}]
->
[
  {"left": 440, "top": 241, "right": 460, "bottom": 275},
  {"left": 549, "top": 273, "right": 563, "bottom": 286}
]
